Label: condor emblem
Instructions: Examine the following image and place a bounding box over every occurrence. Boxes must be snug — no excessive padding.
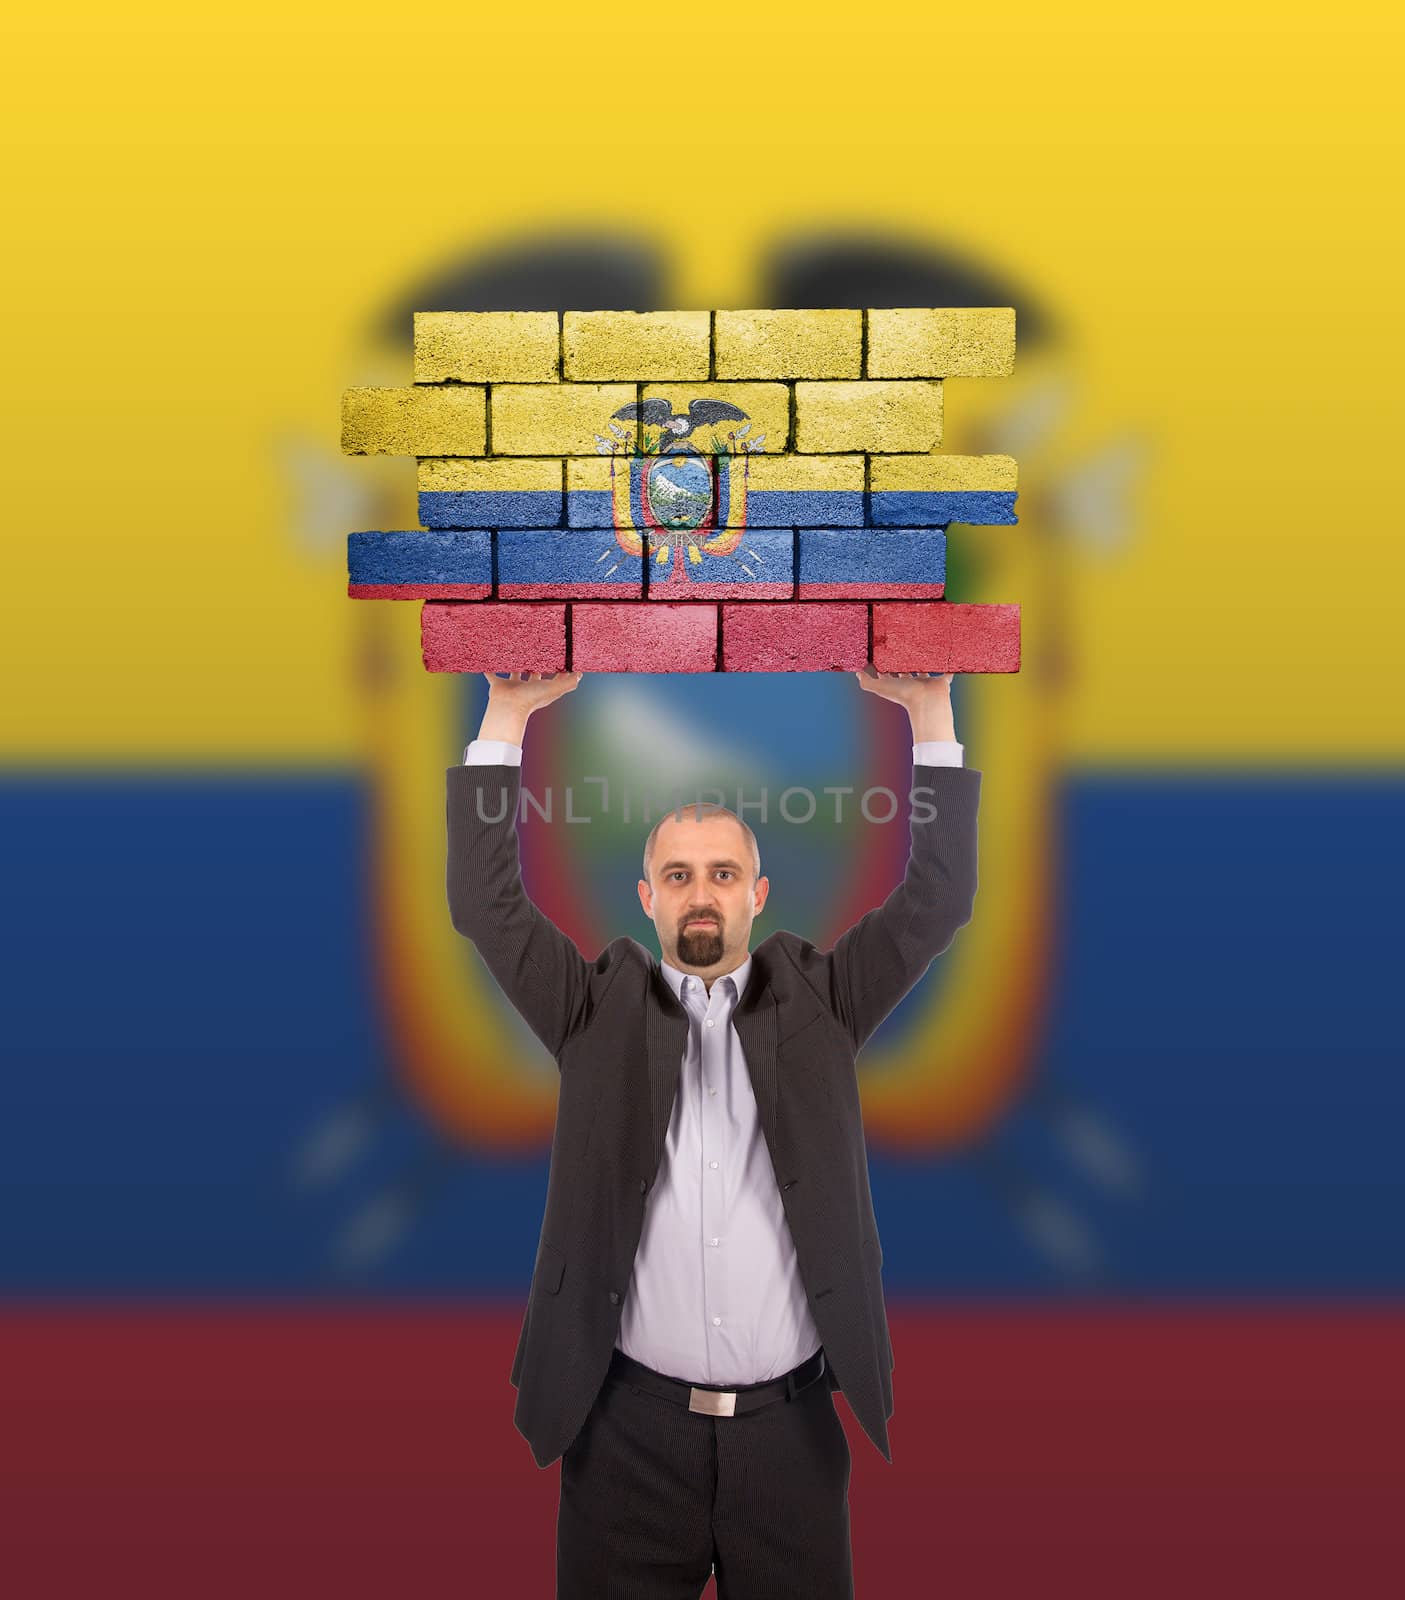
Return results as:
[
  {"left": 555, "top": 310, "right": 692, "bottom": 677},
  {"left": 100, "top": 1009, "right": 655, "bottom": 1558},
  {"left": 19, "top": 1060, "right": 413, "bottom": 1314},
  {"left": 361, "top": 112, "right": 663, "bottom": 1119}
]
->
[{"left": 599, "top": 397, "right": 774, "bottom": 593}]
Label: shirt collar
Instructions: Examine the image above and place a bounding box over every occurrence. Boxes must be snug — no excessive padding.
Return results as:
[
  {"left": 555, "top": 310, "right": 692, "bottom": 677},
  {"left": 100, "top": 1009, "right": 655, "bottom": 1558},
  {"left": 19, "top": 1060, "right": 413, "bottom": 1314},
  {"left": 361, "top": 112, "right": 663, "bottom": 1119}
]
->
[{"left": 659, "top": 950, "right": 752, "bottom": 1006}]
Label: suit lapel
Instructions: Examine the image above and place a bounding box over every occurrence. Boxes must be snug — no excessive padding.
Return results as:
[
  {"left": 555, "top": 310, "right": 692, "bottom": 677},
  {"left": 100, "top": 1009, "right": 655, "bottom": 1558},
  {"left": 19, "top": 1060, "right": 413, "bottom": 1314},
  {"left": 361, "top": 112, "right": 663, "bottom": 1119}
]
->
[
  {"left": 733, "top": 979, "right": 778, "bottom": 1150},
  {"left": 644, "top": 977, "right": 689, "bottom": 1166}
]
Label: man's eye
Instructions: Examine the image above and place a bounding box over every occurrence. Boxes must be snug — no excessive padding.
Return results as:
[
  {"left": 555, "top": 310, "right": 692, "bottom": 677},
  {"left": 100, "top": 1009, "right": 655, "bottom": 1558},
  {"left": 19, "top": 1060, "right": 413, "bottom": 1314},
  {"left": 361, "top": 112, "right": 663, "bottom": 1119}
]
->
[{"left": 717, "top": 871, "right": 733, "bottom": 880}]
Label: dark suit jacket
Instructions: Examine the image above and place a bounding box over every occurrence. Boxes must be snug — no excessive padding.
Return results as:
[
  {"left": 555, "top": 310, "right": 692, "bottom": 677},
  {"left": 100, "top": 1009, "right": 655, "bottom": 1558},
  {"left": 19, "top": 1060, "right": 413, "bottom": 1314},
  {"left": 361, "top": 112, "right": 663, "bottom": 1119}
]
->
[{"left": 446, "top": 758, "right": 981, "bottom": 1468}]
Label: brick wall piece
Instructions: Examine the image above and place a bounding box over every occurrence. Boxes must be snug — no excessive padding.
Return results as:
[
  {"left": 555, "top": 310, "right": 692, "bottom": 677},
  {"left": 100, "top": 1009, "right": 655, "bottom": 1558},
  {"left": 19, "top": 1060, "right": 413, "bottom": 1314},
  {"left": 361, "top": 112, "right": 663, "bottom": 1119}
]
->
[
  {"left": 869, "top": 454, "right": 1018, "bottom": 493},
  {"left": 565, "top": 456, "right": 618, "bottom": 527},
  {"left": 793, "top": 381, "right": 942, "bottom": 454},
  {"left": 871, "top": 601, "right": 1021, "bottom": 672},
  {"left": 797, "top": 528, "right": 946, "bottom": 598},
  {"left": 714, "top": 309, "right": 861, "bottom": 379},
  {"left": 352, "top": 583, "right": 487, "bottom": 601},
  {"left": 869, "top": 454, "right": 1019, "bottom": 527},
  {"left": 721, "top": 601, "right": 868, "bottom": 671},
  {"left": 563, "top": 311, "right": 710, "bottom": 381},
  {"left": 342, "top": 386, "right": 486, "bottom": 456},
  {"left": 744, "top": 454, "right": 864, "bottom": 526},
  {"left": 640, "top": 383, "right": 790, "bottom": 454},
  {"left": 417, "top": 457, "right": 563, "bottom": 529},
  {"left": 870, "top": 490, "right": 1018, "bottom": 528},
  {"left": 866, "top": 308, "right": 1016, "bottom": 378},
  {"left": 570, "top": 451, "right": 865, "bottom": 528},
  {"left": 491, "top": 384, "right": 637, "bottom": 456},
  {"left": 571, "top": 602, "right": 718, "bottom": 672},
  {"left": 422, "top": 600, "right": 567, "bottom": 673},
  {"left": 413, "top": 312, "right": 559, "bottom": 383},
  {"left": 347, "top": 529, "right": 490, "bottom": 599},
  {"left": 648, "top": 527, "right": 793, "bottom": 599},
  {"left": 943, "top": 601, "right": 1021, "bottom": 671},
  {"left": 346, "top": 306, "right": 1023, "bottom": 676},
  {"left": 417, "top": 457, "right": 564, "bottom": 491},
  {"left": 497, "top": 530, "right": 643, "bottom": 598}
]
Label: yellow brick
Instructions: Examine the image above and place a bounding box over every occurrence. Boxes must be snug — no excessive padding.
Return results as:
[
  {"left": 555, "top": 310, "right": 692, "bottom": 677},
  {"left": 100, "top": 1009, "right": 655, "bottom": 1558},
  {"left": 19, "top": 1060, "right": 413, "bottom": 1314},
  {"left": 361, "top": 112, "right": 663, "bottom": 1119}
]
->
[
  {"left": 413, "top": 312, "right": 559, "bottom": 383},
  {"left": 565, "top": 457, "right": 615, "bottom": 494},
  {"left": 491, "top": 383, "right": 637, "bottom": 455},
  {"left": 793, "top": 382, "right": 942, "bottom": 453},
  {"left": 566, "top": 453, "right": 857, "bottom": 499},
  {"left": 866, "top": 308, "right": 1015, "bottom": 378},
  {"left": 341, "top": 386, "right": 486, "bottom": 456},
  {"left": 417, "top": 457, "right": 562, "bottom": 493},
  {"left": 869, "top": 454, "right": 1018, "bottom": 493},
  {"left": 714, "top": 309, "right": 861, "bottom": 379},
  {"left": 639, "top": 383, "right": 790, "bottom": 454},
  {"left": 744, "top": 454, "right": 864, "bottom": 493},
  {"left": 563, "top": 311, "right": 710, "bottom": 380}
]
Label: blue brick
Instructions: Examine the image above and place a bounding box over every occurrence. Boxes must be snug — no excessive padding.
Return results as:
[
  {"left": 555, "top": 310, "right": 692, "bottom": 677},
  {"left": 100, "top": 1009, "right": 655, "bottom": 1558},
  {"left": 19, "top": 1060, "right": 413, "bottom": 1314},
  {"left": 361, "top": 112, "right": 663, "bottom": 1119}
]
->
[
  {"left": 419, "top": 489, "right": 562, "bottom": 529},
  {"left": 347, "top": 529, "right": 490, "bottom": 585},
  {"left": 797, "top": 528, "right": 946, "bottom": 594},
  {"left": 746, "top": 489, "right": 864, "bottom": 527},
  {"left": 565, "top": 490, "right": 616, "bottom": 528},
  {"left": 496, "top": 529, "right": 643, "bottom": 594},
  {"left": 649, "top": 527, "right": 793, "bottom": 597},
  {"left": 869, "top": 490, "right": 1018, "bottom": 527}
]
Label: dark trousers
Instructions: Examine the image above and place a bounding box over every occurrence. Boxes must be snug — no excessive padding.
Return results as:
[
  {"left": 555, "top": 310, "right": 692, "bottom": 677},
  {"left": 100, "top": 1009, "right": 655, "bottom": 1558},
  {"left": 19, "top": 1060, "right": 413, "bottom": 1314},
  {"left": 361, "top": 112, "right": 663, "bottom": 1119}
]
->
[{"left": 556, "top": 1351, "right": 854, "bottom": 1599}]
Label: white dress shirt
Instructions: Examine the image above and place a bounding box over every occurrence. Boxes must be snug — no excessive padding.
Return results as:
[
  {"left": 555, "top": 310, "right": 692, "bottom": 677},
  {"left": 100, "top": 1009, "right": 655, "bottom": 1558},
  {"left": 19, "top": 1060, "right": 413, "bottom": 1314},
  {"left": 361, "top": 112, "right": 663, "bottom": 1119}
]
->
[
  {"left": 618, "top": 950, "right": 823, "bottom": 1384},
  {"left": 461, "top": 731, "right": 964, "bottom": 1382}
]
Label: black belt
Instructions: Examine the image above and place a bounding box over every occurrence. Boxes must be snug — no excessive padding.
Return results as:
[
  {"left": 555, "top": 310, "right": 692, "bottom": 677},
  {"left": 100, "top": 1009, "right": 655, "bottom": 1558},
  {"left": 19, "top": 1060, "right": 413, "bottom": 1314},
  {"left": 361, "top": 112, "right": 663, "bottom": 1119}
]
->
[{"left": 606, "top": 1345, "right": 827, "bottom": 1417}]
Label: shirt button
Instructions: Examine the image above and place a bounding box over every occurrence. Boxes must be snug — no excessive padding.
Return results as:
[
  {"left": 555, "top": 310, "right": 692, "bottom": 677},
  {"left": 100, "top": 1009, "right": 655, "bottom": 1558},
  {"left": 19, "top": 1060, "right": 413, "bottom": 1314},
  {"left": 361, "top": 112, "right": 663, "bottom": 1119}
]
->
[
  {"left": 709, "top": 1088, "right": 717, "bottom": 1096},
  {"left": 710, "top": 1238, "right": 719, "bottom": 1247},
  {"left": 712, "top": 1316, "right": 722, "bottom": 1326},
  {"left": 709, "top": 1160, "right": 718, "bottom": 1169},
  {"left": 705, "top": 1019, "right": 715, "bottom": 1028}
]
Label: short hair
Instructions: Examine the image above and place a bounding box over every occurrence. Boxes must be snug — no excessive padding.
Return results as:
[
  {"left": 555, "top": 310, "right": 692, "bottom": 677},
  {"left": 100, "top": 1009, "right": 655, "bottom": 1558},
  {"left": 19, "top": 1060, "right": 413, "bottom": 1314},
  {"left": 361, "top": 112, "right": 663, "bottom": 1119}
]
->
[{"left": 642, "top": 802, "right": 761, "bottom": 885}]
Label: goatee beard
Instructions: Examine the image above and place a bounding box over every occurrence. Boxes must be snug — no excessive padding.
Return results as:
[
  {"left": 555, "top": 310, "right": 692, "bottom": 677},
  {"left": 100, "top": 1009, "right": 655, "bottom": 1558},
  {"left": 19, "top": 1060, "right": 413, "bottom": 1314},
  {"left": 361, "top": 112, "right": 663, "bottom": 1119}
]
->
[{"left": 678, "top": 924, "right": 723, "bottom": 965}]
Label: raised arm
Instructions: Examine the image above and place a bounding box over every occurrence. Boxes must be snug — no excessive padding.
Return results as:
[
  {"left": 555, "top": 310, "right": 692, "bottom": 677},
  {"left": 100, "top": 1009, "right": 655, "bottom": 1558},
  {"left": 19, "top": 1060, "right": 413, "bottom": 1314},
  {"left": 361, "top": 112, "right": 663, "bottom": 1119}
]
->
[
  {"left": 446, "top": 670, "right": 590, "bottom": 1061},
  {"left": 825, "top": 667, "right": 981, "bottom": 1051}
]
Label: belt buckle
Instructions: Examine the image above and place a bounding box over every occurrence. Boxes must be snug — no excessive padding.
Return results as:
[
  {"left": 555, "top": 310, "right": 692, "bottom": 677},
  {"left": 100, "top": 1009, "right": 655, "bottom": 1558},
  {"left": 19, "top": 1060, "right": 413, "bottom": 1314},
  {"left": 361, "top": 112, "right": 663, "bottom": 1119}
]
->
[{"left": 688, "top": 1385, "right": 737, "bottom": 1417}]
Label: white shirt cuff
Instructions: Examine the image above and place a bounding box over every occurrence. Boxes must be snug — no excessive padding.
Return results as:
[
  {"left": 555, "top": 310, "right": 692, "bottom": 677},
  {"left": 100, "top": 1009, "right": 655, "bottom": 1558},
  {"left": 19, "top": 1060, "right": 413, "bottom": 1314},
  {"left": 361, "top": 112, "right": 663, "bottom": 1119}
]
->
[
  {"left": 463, "top": 738, "right": 523, "bottom": 765},
  {"left": 912, "top": 739, "right": 964, "bottom": 767}
]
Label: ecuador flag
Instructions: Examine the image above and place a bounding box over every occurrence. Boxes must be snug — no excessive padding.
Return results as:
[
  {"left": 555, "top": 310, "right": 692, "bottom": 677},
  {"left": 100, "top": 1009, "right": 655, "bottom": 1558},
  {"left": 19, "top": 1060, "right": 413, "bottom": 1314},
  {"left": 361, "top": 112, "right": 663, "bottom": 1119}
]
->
[{"left": 343, "top": 309, "right": 1022, "bottom": 673}]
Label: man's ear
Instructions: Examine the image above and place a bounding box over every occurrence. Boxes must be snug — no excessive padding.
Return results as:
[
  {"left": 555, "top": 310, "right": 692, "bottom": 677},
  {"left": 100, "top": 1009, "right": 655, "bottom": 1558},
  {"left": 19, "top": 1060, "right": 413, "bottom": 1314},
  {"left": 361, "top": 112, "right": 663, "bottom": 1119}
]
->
[
  {"left": 637, "top": 877, "right": 652, "bottom": 919},
  {"left": 753, "top": 874, "right": 770, "bottom": 918}
]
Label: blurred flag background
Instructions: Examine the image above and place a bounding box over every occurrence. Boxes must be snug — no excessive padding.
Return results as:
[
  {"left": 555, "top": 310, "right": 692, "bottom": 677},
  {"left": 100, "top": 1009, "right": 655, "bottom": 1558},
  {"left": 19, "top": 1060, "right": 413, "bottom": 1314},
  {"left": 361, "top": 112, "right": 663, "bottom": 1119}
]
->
[{"left": 2, "top": 4, "right": 1400, "bottom": 1597}]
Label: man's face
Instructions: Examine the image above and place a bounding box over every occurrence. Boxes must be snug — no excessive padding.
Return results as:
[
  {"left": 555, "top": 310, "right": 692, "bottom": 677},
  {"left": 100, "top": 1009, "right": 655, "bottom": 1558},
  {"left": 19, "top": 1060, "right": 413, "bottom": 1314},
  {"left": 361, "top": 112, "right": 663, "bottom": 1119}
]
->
[{"left": 638, "top": 812, "right": 769, "bottom": 976}]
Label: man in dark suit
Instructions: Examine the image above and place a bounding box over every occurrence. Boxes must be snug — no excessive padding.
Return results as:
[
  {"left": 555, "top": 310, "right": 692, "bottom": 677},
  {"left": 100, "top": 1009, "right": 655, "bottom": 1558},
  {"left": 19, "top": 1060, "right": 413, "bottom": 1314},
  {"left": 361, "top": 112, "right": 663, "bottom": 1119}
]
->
[{"left": 447, "top": 664, "right": 981, "bottom": 1599}]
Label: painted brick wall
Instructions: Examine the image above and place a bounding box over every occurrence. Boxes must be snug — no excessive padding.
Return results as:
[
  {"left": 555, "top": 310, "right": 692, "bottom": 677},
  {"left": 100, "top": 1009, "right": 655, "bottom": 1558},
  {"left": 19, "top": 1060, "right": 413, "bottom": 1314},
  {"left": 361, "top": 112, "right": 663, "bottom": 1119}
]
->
[{"left": 341, "top": 309, "right": 1021, "bottom": 673}]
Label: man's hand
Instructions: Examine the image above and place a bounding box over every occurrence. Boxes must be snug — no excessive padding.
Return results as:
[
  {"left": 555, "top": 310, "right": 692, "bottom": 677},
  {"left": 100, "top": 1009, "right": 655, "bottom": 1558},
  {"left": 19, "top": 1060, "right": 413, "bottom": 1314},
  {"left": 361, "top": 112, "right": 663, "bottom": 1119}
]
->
[
  {"left": 477, "top": 669, "right": 585, "bottom": 744},
  {"left": 483, "top": 669, "right": 585, "bottom": 713},
  {"left": 853, "top": 662, "right": 957, "bottom": 742}
]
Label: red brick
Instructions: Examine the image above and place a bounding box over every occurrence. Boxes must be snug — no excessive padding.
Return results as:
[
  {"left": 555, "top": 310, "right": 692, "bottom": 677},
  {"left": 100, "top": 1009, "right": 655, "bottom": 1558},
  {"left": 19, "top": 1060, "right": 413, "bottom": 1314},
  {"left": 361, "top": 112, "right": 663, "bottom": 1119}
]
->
[
  {"left": 571, "top": 602, "right": 717, "bottom": 672},
  {"left": 421, "top": 600, "right": 567, "bottom": 673},
  {"left": 721, "top": 602, "right": 868, "bottom": 672},
  {"left": 349, "top": 583, "right": 489, "bottom": 600},
  {"left": 871, "top": 601, "right": 1021, "bottom": 672},
  {"left": 948, "top": 602, "right": 1021, "bottom": 671}
]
